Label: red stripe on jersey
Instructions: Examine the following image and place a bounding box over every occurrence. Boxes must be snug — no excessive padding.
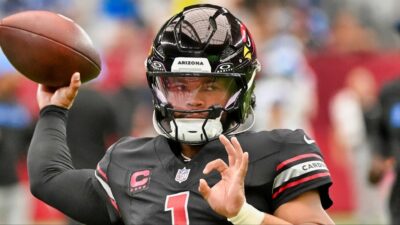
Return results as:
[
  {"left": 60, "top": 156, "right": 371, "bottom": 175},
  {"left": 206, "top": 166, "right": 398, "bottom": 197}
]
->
[
  {"left": 110, "top": 198, "right": 120, "bottom": 213},
  {"left": 96, "top": 164, "right": 108, "bottom": 182},
  {"left": 272, "top": 172, "right": 330, "bottom": 199},
  {"left": 276, "top": 153, "right": 322, "bottom": 171}
]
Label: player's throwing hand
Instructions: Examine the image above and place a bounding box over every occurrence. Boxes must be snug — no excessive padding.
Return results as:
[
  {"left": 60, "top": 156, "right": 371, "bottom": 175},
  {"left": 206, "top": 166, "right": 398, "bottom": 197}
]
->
[
  {"left": 37, "top": 72, "right": 81, "bottom": 110},
  {"left": 198, "top": 135, "right": 249, "bottom": 218}
]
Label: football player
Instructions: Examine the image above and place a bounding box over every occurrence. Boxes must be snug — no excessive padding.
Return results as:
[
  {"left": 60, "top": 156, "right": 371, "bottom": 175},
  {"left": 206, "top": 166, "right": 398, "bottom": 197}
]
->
[
  {"left": 28, "top": 4, "right": 335, "bottom": 225},
  {"left": 368, "top": 77, "right": 400, "bottom": 224}
]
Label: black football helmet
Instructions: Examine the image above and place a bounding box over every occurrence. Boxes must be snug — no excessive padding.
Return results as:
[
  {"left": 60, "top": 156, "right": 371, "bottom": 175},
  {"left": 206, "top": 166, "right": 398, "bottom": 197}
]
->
[{"left": 146, "top": 4, "right": 260, "bottom": 145}]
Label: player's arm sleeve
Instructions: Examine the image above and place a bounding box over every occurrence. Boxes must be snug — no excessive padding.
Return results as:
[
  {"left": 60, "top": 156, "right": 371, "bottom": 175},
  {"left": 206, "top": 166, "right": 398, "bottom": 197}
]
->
[
  {"left": 271, "top": 129, "right": 333, "bottom": 211},
  {"left": 27, "top": 105, "right": 114, "bottom": 225}
]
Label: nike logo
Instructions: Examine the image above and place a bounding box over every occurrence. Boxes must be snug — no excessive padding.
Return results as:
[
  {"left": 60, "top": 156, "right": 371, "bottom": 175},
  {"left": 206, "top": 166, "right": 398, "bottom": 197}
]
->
[{"left": 304, "top": 135, "right": 315, "bottom": 144}]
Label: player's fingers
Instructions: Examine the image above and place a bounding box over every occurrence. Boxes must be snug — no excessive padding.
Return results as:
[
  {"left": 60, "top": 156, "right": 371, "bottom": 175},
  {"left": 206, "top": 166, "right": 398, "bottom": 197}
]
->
[
  {"left": 219, "top": 135, "right": 236, "bottom": 166},
  {"left": 239, "top": 152, "right": 249, "bottom": 178},
  {"left": 67, "top": 72, "right": 81, "bottom": 99},
  {"left": 70, "top": 72, "right": 81, "bottom": 91},
  {"left": 198, "top": 178, "right": 211, "bottom": 200},
  {"left": 203, "top": 159, "right": 228, "bottom": 175},
  {"left": 231, "top": 137, "right": 243, "bottom": 167},
  {"left": 231, "top": 137, "right": 243, "bottom": 154}
]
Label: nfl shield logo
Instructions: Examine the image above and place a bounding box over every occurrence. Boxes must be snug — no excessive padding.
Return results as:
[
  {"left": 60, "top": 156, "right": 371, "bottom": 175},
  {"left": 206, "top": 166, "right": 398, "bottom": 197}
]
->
[{"left": 175, "top": 167, "right": 191, "bottom": 183}]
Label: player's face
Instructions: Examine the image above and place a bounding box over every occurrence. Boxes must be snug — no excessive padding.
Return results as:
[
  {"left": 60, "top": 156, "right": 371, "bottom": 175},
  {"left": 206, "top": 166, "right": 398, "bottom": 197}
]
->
[{"left": 155, "top": 76, "right": 239, "bottom": 118}]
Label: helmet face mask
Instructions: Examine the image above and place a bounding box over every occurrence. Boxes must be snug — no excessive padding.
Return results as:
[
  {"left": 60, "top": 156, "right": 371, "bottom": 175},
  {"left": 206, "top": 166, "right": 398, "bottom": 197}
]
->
[{"left": 146, "top": 4, "right": 259, "bottom": 145}]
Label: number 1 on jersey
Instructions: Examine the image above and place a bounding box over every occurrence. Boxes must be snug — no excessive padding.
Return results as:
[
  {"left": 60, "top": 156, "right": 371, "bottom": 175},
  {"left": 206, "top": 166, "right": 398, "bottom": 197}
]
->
[{"left": 165, "top": 191, "right": 190, "bottom": 225}]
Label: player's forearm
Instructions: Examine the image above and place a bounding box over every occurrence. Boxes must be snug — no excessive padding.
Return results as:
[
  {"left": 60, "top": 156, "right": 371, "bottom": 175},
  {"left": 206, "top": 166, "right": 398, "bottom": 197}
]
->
[{"left": 28, "top": 105, "right": 74, "bottom": 196}]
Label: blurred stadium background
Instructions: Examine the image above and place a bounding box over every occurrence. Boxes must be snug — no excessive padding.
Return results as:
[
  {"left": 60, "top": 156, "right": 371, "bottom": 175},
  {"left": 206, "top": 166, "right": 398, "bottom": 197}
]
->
[{"left": 1, "top": 0, "right": 400, "bottom": 224}]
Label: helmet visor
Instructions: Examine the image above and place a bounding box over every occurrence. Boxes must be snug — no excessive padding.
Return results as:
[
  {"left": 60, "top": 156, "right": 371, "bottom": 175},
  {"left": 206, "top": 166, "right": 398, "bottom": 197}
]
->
[{"left": 150, "top": 73, "right": 243, "bottom": 113}]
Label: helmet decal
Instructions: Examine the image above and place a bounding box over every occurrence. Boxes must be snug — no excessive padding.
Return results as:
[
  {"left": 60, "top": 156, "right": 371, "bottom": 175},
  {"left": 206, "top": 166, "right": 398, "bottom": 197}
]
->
[
  {"left": 171, "top": 57, "right": 211, "bottom": 73},
  {"left": 215, "top": 63, "right": 234, "bottom": 73},
  {"left": 241, "top": 23, "right": 254, "bottom": 60},
  {"left": 244, "top": 46, "right": 252, "bottom": 60},
  {"left": 150, "top": 61, "right": 166, "bottom": 71},
  {"left": 240, "top": 23, "right": 247, "bottom": 43}
]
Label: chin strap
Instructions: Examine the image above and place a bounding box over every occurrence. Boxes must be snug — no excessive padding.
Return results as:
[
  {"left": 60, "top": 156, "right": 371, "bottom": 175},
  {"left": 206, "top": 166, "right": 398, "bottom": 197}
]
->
[
  {"left": 152, "top": 106, "right": 255, "bottom": 144},
  {"left": 169, "top": 117, "right": 223, "bottom": 142},
  {"left": 152, "top": 112, "right": 223, "bottom": 143}
]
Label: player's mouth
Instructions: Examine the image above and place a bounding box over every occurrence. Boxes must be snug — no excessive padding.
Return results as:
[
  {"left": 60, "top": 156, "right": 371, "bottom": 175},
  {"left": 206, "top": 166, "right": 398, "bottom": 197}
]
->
[{"left": 174, "top": 112, "right": 209, "bottom": 119}]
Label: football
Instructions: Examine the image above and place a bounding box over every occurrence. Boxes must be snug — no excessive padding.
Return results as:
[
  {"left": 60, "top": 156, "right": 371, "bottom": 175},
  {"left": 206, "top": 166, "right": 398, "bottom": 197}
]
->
[{"left": 0, "top": 10, "right": 101, "bottom": 87}]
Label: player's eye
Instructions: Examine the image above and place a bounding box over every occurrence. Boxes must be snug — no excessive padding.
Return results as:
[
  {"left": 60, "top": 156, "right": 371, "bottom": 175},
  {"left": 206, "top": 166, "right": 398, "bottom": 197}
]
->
[
  {"left": 168, "top": 82, "right": 188, "bottom": 92},
  {"left": 203, "top": 82, "right": 218, "bottom": 91}
]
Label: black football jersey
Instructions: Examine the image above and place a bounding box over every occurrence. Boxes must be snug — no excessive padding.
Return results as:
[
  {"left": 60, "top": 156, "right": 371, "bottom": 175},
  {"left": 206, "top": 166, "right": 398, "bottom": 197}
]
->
[{"left": 96, "top": 129, "right": 332, "bottom": 225}]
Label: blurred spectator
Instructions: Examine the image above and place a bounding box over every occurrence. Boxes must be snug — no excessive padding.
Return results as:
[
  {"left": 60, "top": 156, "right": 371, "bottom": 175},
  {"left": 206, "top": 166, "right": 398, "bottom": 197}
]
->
[
  {"left": 368, "top": 76, "right": 400, "bottom": 225},
  {"left": 67, "top": 86, "right": 119, "bottom": 169},
  {"left": 327, "top": 10, "right": 378, "bottom": 53},
  {"left": 96, "top": 21, "right": 154, "bottom": 137},
  {"left": 329, "top": 67, "right": 388, "bottom": 224},
  {"left": 248, "top": 2, "right": 320, "bottom": 135},
  {"left": 296, "top": 0, "right": 330, "bottom": 50},
  {"left": 333, "top": 0, "right": 400, "bottom": 50},
  {"left": 253, "top": 33, "right": 317, "bottom": 135},
  {"left": 0, "top": 49, "right": 33, "bottom": 224},
  {"left": 97, "top": 22, "right": 150, "bottom": 91},
  {"left": 249, "top": 1, "right": 330, "bottom": 51},
  {"left": 109, "top": 68, "right": 154, "bottom": 137}
]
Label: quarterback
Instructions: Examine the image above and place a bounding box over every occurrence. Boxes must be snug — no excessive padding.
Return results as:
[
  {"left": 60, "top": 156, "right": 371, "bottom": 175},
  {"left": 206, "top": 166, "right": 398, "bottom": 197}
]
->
[{"left": 28, "top": 4, "right": 334, "bottom": 225}]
